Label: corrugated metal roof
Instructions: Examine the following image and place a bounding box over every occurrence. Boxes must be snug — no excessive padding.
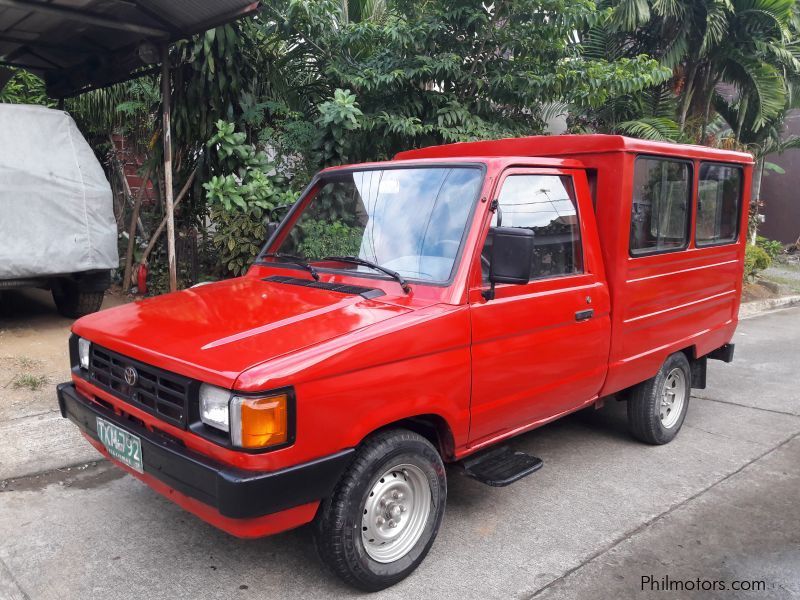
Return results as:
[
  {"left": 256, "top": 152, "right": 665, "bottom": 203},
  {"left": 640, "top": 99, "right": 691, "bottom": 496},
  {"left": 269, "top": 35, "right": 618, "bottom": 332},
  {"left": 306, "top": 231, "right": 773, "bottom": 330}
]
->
[{"left": 0, "top": 0, "right": 259, "bottom": 97}]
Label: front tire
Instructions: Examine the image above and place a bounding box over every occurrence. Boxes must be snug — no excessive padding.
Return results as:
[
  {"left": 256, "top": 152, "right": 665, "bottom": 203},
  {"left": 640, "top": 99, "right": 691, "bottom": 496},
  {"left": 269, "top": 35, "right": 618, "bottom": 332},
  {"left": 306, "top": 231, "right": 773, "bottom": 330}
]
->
[
  {"left": 313, "top": 429, "right": 446, "bottom": 591},
  {"left": 627, "top": 352, "right": 691, "bottom": 445}
]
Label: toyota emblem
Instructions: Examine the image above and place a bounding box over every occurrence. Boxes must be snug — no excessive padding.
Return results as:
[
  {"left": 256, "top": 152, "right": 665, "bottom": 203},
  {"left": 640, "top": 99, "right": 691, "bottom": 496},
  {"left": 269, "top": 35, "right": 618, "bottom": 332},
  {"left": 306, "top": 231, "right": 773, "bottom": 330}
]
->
[{"left": 124, "top": 366, "right": 138, "bottom": 386}]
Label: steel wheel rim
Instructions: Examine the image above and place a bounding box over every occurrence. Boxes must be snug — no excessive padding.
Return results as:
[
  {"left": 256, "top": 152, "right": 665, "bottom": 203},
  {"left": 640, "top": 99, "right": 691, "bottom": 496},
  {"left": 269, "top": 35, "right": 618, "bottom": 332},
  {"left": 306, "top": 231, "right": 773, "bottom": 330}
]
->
[
  {"left": 361, "top": 463, "right": 432, "bottom": 563},
  {"left": 660, "top": 368, "right": 687, "bottom": 429}
]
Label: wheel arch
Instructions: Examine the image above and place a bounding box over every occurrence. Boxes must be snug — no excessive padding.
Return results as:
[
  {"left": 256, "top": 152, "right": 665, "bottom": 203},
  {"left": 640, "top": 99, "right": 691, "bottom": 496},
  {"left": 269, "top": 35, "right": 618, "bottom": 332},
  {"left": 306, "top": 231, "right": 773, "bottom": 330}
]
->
[
  {"left": 366, "top": 414, "right": 456, "bottom": 462},
  {"left": 674, "top": 345, "right": 706, "bottom": 389},
  {"left": 617, "top": 344, "right": 700, "bottom": 401}
]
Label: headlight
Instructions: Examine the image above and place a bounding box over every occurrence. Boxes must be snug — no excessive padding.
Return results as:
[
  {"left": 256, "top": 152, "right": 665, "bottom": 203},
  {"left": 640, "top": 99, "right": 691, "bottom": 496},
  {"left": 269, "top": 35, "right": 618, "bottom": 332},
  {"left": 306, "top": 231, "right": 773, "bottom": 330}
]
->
[
  {"left": 78, "top": 338, "right": 91, "bottom": 370},
  {"left": 199, "top": 384, "right": 231, "bottom": 432},
  {"left": 230, "top": 392, "right": 289, "bottom": 449}
]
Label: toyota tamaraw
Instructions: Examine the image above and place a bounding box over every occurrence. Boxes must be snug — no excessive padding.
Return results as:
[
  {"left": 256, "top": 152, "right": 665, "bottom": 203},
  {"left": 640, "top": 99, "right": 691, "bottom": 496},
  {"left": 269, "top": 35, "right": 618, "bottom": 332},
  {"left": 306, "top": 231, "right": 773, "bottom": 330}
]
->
[{"left": 58, "top": 135, "right": 751, "bottom": 590}]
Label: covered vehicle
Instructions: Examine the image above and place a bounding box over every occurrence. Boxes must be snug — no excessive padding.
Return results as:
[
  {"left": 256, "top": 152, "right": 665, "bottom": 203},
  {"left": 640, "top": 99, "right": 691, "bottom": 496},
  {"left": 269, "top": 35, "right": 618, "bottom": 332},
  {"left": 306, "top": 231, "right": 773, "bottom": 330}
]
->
[{"left": 0, "top": 104, "right": 117, "bottom": 317}]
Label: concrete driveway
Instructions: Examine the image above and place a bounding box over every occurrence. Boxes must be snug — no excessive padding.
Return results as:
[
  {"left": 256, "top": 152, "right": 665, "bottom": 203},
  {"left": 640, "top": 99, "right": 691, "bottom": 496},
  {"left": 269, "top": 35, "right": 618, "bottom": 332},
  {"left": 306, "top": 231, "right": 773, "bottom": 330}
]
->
[{"left": 0, "top": 298, "right": 798, "bottom": 600}]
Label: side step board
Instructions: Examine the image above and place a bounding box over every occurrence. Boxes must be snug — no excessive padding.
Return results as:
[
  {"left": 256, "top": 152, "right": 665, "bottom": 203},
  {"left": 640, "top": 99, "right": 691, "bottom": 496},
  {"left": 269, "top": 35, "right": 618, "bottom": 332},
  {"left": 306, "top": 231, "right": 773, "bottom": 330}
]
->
[{"left": 460, "top": 446, "right": 543, "bottom": 487}]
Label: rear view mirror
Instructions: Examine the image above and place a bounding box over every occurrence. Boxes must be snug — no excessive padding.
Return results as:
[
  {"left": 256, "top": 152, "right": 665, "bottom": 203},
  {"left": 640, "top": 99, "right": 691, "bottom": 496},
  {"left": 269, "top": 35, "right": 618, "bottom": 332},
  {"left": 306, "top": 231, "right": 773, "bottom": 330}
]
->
[
  {"left": 484, "top": 226, "right": 533, "bottom": 300},
  {"left": 264, "top": 204, "right": 293, "bottom": 242},
  {"left": 265, "top": 221, "right": 279, "bottom": 241}
]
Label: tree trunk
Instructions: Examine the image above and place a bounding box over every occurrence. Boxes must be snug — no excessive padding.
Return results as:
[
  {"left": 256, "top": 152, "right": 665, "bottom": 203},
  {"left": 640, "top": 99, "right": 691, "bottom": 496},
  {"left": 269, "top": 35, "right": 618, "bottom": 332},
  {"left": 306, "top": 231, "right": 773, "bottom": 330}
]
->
[
  {"left": 700, "top": 71, "right": 718, "bottom": 143},
  {"left": 750, "top": 155, "right": 765, "bottom": 245},
  {"left": 678, "top": 62, "right": 699, "bottom": 130},
  {"left": 736, "top": 95, "right": 749, "bottom": 144}
]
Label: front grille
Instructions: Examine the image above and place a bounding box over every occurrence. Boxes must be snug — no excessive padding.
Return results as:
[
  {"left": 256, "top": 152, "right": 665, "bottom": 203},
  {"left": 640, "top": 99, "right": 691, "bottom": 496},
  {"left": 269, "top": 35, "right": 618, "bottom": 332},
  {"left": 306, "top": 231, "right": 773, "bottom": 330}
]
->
[{"left": 89, "top": 345, "right": 192, "bottom": 428}]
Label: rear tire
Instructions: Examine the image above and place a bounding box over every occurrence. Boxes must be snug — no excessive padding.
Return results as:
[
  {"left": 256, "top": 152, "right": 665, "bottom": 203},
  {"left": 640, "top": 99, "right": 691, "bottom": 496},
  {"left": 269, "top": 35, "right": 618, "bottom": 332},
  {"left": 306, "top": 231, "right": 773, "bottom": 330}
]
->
[
  {"left": 627, "top": 352, "right": 691, "bottom": 445},
  {"left": 52, "top": 281, "right": 104, "bottom": 318},
  {"left": 313, "top": 429, "right": 446, "bottom": 591}
]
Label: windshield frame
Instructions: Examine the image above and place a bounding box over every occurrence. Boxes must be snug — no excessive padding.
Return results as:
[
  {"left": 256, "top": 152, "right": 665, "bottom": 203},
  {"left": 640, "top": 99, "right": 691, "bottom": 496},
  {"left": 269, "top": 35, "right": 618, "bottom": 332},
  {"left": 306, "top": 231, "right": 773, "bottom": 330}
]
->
[{"left": 254, "top": 162, "right": 487, "bottom": 288}]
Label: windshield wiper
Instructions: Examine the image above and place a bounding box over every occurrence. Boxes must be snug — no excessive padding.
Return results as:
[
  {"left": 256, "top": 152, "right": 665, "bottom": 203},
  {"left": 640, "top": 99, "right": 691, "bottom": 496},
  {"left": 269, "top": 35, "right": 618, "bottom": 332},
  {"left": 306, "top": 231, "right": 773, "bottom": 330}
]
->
[
  {"left": 262, "top": 253, "right": 320, "bottom": 281},
  {"left": 323, "top": 255, "right": 411, "bottom": 294}
]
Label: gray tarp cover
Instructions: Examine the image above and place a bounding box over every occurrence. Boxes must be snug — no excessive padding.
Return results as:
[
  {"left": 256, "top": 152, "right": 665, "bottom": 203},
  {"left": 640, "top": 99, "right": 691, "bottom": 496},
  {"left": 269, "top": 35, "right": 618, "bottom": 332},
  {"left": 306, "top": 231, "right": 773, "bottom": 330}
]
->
[{"left": 0, "top": 104, "right": 118, "bottom": 279}]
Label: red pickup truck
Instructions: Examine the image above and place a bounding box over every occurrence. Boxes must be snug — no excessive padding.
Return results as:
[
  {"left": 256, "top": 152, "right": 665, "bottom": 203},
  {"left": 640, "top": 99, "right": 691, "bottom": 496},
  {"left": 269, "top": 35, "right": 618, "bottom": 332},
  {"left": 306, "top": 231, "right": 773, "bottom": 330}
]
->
[{"left": 58, "top": 135, "right": 752, "bottom": 590}]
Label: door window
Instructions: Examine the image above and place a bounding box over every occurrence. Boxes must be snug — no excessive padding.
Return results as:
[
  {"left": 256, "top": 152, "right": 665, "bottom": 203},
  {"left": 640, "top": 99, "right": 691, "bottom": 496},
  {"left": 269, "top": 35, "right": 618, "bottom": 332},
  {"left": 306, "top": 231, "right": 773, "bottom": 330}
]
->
[{"left": 482, "top": 174, "right": 583, "bottom": 282}]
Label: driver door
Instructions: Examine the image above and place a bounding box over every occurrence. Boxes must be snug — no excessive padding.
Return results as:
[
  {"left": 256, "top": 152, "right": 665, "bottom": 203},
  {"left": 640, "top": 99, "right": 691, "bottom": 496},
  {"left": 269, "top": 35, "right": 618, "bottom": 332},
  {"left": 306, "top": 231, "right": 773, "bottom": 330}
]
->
[{"left": 468, "top": 167, "right": 611, "bottom": 447}]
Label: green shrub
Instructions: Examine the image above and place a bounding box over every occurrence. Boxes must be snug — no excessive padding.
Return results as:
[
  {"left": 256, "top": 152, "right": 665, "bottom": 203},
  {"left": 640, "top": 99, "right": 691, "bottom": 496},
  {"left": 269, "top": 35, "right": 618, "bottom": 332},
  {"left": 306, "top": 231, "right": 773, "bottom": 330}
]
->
[
  {"left": 210, "top": 205, "right": 269, "bottom": 276},
  {"left": 296, "top": 220, "right": 363, "bottom": 260},
  {"left": 744, "top": 244, "right": 772, "bottom": 281},
  {"left": 204, "top": 121, "right": 298, "bottom": 276},
  {"left": 756, "top": 236, "right": 783, "bottom": 259}
]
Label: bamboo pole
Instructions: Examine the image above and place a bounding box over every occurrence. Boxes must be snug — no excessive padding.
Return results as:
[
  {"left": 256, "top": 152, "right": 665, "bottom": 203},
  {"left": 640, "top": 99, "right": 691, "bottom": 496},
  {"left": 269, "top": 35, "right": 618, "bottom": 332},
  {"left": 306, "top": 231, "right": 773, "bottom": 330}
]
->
[
  {"left": 122, "top": 165, "right": 153, "bottom": 293},
  {"left": 139, "top": 169, "right": 197, "bottom": 267},
  {"left": 161, "top": 44, "right": 177, "bottom": 292}
]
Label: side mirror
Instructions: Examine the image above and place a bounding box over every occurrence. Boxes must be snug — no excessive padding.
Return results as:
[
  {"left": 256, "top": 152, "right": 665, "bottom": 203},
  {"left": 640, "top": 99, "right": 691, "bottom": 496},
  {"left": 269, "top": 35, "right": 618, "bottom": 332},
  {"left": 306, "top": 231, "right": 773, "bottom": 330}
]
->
[{"left": 484, "top": 226, "right": 533, "bottom": 300}]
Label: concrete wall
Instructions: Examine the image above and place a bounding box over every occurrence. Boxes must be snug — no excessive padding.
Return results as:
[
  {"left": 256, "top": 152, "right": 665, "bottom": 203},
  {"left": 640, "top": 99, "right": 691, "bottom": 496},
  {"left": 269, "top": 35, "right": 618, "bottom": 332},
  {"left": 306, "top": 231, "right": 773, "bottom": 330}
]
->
[{"left": 760, "top": 110, "right": 800, "bottom": 244}]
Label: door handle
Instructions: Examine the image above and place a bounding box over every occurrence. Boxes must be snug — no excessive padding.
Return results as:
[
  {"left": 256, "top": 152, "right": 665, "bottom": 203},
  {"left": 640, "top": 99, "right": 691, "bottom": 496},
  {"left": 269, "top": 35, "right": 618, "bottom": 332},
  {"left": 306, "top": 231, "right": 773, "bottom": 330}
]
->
[{"left": 575, "top": 308, "right": 594, "bottom": 322}]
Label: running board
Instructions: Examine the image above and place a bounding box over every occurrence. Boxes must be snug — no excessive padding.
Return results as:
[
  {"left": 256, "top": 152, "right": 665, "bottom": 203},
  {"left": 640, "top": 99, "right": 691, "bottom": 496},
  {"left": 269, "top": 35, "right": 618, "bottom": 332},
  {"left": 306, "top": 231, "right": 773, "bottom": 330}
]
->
[{"left": 460, "top": 446, "right": 543, "bottom": 487}]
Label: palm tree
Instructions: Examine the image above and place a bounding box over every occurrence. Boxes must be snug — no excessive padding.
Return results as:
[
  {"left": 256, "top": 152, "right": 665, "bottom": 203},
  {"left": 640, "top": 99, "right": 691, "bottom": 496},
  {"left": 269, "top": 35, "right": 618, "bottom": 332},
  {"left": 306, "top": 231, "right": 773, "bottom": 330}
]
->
[
  {"left": 576, "top": 17, "right": 683, "bottom": 140},
  {"left": 715, "top": 92, "right": 800, "bottom": 243},
  {"left": 704, "top": 0, "right": 797, "bottom": 139},
  {"left": 340, "top": 0, "right": 387, "bottom": 23},
  {"left": 598, "top": 0, "right": 799, "bottom": 142}
]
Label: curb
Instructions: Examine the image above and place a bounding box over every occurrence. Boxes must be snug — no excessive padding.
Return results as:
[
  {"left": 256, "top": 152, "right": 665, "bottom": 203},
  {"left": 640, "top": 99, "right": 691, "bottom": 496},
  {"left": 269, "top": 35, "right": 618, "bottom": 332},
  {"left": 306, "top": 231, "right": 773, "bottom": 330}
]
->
[{"left": 739, "top": 295, "right": 800, "bottom": 319}]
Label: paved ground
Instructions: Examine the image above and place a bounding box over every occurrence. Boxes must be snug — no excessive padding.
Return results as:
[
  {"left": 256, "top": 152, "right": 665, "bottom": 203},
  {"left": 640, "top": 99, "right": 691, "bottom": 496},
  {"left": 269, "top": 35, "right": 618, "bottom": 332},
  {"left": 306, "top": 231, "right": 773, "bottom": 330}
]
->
[
  {"left": 0, "top": 294, "right": 798, "bottom": 599},
  {"left": 0, "top": 289, "right": 128, "bottom": 479}
]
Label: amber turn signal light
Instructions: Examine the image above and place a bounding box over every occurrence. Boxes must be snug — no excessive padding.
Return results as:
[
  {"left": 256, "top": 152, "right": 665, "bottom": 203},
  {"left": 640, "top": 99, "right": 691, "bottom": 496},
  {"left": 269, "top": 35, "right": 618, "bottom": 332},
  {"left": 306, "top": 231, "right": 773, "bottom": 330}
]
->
[{"left": 230, "top": 393, "right": 289, "bottom": 449}]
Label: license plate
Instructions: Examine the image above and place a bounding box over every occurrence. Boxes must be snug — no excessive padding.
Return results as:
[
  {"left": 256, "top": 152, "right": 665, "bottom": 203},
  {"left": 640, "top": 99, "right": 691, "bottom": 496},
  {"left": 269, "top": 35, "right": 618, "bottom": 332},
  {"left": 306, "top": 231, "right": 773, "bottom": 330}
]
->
[{"left": 96, "top": 417, "right": 143, "bottom": 473}]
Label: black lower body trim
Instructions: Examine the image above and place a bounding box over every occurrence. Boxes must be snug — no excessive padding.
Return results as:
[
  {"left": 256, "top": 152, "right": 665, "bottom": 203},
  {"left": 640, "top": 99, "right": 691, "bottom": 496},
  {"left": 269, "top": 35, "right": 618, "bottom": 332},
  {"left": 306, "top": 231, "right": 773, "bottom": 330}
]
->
[{"left": 57, "top": 382, "right": 354, "bottom": 519}]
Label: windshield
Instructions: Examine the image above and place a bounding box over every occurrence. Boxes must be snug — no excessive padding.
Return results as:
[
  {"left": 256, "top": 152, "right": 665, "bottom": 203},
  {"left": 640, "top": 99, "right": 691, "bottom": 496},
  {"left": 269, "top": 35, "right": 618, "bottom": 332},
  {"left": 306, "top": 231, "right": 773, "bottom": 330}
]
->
[{"left": 270, "top": 166, "right": 483, "bottom": 283}]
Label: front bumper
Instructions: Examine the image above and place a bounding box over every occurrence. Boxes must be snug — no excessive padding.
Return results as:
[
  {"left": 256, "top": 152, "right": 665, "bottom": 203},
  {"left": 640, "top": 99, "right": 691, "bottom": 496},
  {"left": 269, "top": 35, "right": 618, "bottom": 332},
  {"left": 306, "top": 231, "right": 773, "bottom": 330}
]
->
[{"left": 57, "top": 382, "right": 354, "bottom": 520}]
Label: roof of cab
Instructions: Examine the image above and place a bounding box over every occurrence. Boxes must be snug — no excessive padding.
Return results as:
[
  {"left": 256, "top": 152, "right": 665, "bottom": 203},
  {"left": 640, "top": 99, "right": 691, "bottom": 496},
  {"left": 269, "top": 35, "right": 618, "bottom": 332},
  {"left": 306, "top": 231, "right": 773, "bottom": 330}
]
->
[
  {"left": 395, "top": 134, "right": 754, "bottom": 165},
  {"left": 320, "top": 155, "right": 585, "bottom": 173}
]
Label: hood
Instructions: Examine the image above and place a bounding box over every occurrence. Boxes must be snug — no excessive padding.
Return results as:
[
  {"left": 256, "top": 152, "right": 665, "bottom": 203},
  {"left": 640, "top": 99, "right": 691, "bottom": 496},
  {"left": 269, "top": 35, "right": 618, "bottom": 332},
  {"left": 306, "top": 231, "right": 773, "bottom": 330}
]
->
[{"left": 73, "top": 276, "right": 412, "bottom": 387}]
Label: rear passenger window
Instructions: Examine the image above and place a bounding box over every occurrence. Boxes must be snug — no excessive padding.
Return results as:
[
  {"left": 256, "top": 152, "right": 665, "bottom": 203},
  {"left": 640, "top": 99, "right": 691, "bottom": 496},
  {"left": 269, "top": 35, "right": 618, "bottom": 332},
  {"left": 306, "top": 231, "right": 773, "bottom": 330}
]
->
[
  {"left": 696, "top": 163, "right": 742, "bottom": 246},
  {"left": 630, "top": 158, "right": 691, "bottom": 255},
  {"left": 483, "top": 174, "right": 583, "bottom": 282}
]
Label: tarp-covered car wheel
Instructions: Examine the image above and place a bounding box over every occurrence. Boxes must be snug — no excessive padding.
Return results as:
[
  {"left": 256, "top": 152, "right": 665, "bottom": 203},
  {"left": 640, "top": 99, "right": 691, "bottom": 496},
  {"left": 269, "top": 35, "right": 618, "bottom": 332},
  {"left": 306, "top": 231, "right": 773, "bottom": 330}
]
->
[{"left": 52, "top": 282, "right": 104, "bottom": 318}]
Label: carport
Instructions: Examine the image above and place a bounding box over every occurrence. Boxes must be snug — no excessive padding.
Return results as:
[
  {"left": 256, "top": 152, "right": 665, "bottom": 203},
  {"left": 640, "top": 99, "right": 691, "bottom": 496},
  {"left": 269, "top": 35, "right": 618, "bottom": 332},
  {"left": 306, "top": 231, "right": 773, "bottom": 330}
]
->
[{"left": 0, "top": 0, "right": 260, "bottom": 291}]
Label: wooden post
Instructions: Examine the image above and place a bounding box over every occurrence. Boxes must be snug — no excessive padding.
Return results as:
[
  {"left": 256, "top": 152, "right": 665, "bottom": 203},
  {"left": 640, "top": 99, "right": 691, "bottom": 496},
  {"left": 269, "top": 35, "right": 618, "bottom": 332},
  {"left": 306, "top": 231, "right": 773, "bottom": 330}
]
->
[{"left": 161, "top": 43, "right": 177, "bottom": 292}]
